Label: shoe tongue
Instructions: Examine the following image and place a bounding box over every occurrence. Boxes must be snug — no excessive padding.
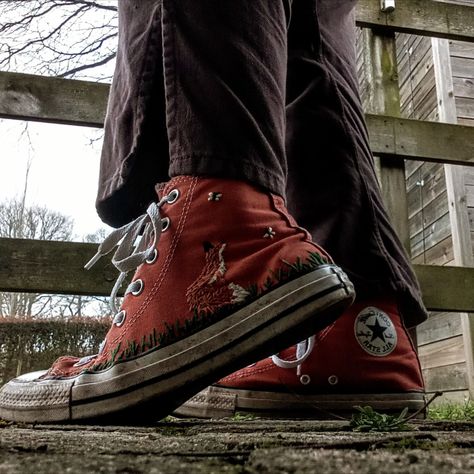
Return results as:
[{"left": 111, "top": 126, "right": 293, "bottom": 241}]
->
[{"left": 154, "top": 181, "right": 167, "bottom": 199}]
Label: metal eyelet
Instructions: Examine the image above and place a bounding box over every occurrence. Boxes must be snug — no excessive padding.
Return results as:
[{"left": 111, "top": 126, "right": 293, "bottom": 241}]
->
[
  {"left": 73, "top": 355, "right": 96, "bottom": 368},
  {"left": 161, "top": 217, "right": 170, "bottom": 232},
  {"left": 131, "top": 279, "right": 144, "bottom": 296},
  {"left": 113, "top": 310, "right": 126, "bottom": 327},
  {"left": 166, "top": 188, "right": 180, "bottom": 204},
  {"left": 328, "top": 375, "right": 339, "bottom": 386},
  {"left": 146, "top": 248, "right": 158, "bottom": 264},
  {"left": 300, "top": 374, "right": 311, "bottom": 385}
]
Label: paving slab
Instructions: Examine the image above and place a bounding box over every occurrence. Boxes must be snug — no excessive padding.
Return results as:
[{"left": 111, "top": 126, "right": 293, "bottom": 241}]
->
[{"left": 1, "top": 419, "right": 474, "bottom": 473}]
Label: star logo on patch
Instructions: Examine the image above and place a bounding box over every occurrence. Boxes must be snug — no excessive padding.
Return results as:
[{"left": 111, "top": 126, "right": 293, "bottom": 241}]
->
[{"left": 354, "top": 307, "right": 397, "bottom": 357}]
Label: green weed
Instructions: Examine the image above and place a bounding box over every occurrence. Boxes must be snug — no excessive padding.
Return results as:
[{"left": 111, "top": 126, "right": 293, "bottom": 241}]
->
[
  {"left": 428, "top": 400, "right": 474, "bottom": 421},
  {"left": 350, "top": 406, "right": 413, "bottom": 432}
]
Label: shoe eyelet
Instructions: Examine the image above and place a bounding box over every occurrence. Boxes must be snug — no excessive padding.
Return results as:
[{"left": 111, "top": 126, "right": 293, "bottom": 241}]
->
[
  {"left": 146, "top": 248, "right": 158, "bottom": 264},
  {"left": 113, "top": 310, "right": 126, "bottom": 327},
  {"left": 300, "top": 374, "right": 311, "bottom": 385},
  {"left": 166, "top": 188, "right": 180, "bottom": 204},
  {"left": 161, "top": 217, "right": 170, "bottom": 232},
  {"left": 131, "top": 279, "right": 144, "bottom": 296},
  {"left": 328, "top": 375, "right": 338, "bottom": 386},
  {"left": 73, "top": 355, "right": 96, "bottom": 367}
]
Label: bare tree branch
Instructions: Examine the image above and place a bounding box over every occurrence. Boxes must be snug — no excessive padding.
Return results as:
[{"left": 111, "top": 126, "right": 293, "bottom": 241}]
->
[
  {"left": 0, "top": 0, "right": 118, "bottom": 80},
  {"left": 57, "top": 51, "right": 116, "bottom": 77}
]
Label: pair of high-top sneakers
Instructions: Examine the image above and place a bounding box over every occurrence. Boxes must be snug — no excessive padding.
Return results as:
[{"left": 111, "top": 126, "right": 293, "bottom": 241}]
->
[{"left": 0, "top": 177, "right": 424, "bottom": 423}]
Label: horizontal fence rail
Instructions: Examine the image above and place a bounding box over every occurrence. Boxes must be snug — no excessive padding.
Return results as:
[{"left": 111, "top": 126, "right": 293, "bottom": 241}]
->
[
  {"left": 1, "top": 71, "right": 474, "bottom": 167},
  {"left": 0, "top": 238, "right": 473, "bottom": 313},
  {"left": 0, "top": 71, "right": 108, "bottom": 127},
  {"left": 356, "top": 0, "right": 474, "bottom": 43}
]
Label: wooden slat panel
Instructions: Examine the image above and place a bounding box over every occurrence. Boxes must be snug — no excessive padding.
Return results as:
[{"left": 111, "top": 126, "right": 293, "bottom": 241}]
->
[
  {"left": 0, "top": 238, "right": 474, "bottom": 312},
  {"left": 450, "top": 39, "right": 474, "bottom": 60},
  {"left": 453, "top": 77, "right": 474, "bottom": 99},
  {"left": 408, "top": 191, "right": 448, "bottom": 239},
  {"left": 356, "top": 0, "right": 474, "bottom": 43},
  {"left": 418, "top": 334, "right": 465, "bottom": 369},
  {"left": 423, "top": 362, "right": 468, "bottom": 392},
  {"left": 411, "top": 235, "right": 454, "bottom": 267},
  {"left": 407, "top": 163, "right": 447, "bottom": 216},
  {"left": 417, "top": 312, "right": 463, "bottom": 346},
  {"left": 410, "top": 212, "right": 451, "bottom": 259}
]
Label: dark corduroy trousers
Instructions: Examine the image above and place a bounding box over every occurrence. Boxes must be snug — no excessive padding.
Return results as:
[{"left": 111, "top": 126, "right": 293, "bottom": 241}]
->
[{"left": 96, "top": 0, "right": 427, "bottom": 327}]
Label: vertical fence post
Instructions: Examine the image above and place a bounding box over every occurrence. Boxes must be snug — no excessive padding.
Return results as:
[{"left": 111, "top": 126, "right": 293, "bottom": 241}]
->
[
  {"left": 361, "top": 28, "right": 410, "bottom": 252},
  {"left": 361, "top": 28, "right": 416, "bottom": 345},
  {"left": 432, "top": 37, "right": 474, "bottom": 398}
]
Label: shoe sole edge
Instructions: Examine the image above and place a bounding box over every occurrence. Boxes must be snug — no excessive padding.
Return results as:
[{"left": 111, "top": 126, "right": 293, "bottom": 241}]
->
[
  {"left": 174, "top": 386, "right": 427, "bottom": 419},
  {"left": 0, "top": 265, "right": 354, "bottom": 424}
]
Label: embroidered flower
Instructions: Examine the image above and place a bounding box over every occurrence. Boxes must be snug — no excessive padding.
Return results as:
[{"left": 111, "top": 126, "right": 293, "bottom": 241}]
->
[
  {"left": 263, "top": 227, "right": 276, "bottom": 239},
  {"left": 208, "top": 192, "right": 223, "bottom": 201}
]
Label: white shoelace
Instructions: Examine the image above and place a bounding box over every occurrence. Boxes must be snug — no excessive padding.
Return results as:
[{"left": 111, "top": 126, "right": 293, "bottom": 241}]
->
[
  {"left": 84, "top": 192, "right": 176, "bottom": 314},
  {"left": 271, "top": 336, "right": 315, "bottom": 376}
]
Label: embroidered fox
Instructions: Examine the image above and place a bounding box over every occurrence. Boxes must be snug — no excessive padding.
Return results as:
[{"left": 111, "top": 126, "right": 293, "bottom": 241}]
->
[{"left": 186, "top": 242, "right": 250, "bottom": 315}]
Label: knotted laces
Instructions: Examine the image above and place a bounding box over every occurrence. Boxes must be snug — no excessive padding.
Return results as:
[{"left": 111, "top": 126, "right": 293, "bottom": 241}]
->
[{"left": 84, "top": 191, "right": 176, "bottom": 314}]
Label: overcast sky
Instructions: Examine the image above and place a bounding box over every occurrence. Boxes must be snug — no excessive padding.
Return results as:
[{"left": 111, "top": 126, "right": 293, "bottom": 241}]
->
[
  {"left": 0, "top": 118, "right": 111, "bottom": 239},
  {"left": 1, "top": 1, "right": 118, "bottom": 240}
]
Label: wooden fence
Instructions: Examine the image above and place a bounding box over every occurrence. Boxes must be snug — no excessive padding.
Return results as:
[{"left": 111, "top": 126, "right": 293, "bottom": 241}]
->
[{"left": 0, "top": 0, "right": 474, "bottom": 390}]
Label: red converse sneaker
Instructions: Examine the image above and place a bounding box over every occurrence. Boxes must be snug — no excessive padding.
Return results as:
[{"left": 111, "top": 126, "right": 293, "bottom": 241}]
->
[
  {"left": 0, "top": 177, "right": 354, "bottom": 423},
  {"left": 175, "top": 299, "right": 425, "bottom": 418}
]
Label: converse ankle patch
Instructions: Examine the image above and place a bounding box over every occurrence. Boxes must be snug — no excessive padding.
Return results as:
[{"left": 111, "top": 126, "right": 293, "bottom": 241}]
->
[{"left": 354, "top": 307, "right": 397, "bottom": 356}]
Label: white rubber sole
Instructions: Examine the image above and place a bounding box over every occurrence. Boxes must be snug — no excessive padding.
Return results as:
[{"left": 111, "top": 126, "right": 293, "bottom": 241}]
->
[
  {"left": 0, "top": 265, "right": 354, "bottom": 424},
  {"left": 174, "top": 386, "right": 427, "bottom": 419}
]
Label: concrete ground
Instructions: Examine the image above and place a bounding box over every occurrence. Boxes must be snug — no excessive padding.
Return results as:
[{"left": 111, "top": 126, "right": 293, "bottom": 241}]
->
[{"left": 1, "top": 419, "right": 474, "bottom": 473}]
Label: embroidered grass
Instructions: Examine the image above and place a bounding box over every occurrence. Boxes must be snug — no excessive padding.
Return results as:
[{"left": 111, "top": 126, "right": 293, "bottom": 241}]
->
[{"left": 87, "top": 251, "right": 328, "bottom": 373}]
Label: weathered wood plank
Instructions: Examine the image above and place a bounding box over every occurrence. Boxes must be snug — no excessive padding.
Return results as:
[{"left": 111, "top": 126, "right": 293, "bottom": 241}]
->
[
  {"left": 453, "top": 77, "right": 474, "bottom": 100},
  {"left": 458, "top": 116, "right": 474, "bottom": 126},
  {"left": 450, "top": 39, "right": 474, "bottom": 60},
  {"left": 418, "top": 334, "right": 465, "bottom": 369},
  {"left": 411, "top": 235, "right": 454, "bottom": 267},
  {"left": 466, "top": 187, "right": 474, "bottom": 207},
  {"left": 347, "top": 30, "right": 412, "bottom": 262},
  {"left": 451, "top": 56, "right": 474, "bottom": 79},
  {"left": 356, "top": 0, "right": 474, "bottom": 43},
  {"left": 0, "top": 238, "right": 474, "bottom": 313},
  {"left": 417, "top": 312, "right": 463, "bottom": 346},
  {"left": 454, "top": 97, "right": 474, "bottom": 119},
  {"left": 397, "top": 36, "right": 437, "bottom": 120},
  {"left": 423, "top": 362, "right": 468, "bottom": 392},
  {"left": 410, "top": 211, "right": 451, "bottom": 258},
  {"left": 366, "top": 115, "right": 474, "bottom": 167},
  {"left": 397, "top": 35, "right": 432, "bottom": 85},
  {"left": 433, "top": 36, "right": 474, "bottom": 397},
  {"left": 408, "top": 191, "right": 449, "bottom": 238},
  {"left": 1, "top": 71, "right": 473, "bottom": 167},
  {"left": 407, "top": 163, "right": 447, "bottom": 216},
  {"left": 465, "top": 168, "right": 474, "bottom": 186},
  {"left": 414, "top": 263, "right": 474, "bottom": 313},
  {"left": 0, "top": 238, "right": 119, "bottom": 297},
  {"left": 0, "top": 71, "right": 109, "bottom": 127}
]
